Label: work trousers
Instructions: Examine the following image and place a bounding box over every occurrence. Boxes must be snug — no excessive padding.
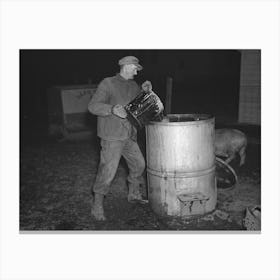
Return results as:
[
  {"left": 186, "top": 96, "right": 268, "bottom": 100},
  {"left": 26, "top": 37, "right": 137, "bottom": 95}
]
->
[{"left": 93, "top": 138, "right": 146, "bottom": 195}]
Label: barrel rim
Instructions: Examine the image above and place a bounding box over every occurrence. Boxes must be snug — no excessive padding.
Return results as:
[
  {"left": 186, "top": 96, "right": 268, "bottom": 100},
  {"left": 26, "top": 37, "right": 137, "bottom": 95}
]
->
[{"left": 147, "top": 113, "right": 215, "bottom": 126}]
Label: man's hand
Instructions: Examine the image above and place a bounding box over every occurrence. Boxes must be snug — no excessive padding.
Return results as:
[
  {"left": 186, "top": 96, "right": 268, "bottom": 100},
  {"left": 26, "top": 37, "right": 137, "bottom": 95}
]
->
[
  {"left": 141, "top": 80, "right": 152, "bottom": 92},
  {"left": 111, "top": 104, "right": 127, "bottom": 118}
]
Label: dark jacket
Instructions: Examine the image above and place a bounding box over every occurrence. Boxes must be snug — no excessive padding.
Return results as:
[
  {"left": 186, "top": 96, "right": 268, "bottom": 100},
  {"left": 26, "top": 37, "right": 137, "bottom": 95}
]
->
[{"left": 88, "top": 74, "right": 141, "bottom": 141}]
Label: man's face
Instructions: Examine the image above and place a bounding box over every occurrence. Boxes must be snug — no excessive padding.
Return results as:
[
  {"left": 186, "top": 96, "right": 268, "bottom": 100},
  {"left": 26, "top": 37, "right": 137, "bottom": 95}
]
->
[{"left": 124, "top": 64, "right": 138, "bottom": 79}]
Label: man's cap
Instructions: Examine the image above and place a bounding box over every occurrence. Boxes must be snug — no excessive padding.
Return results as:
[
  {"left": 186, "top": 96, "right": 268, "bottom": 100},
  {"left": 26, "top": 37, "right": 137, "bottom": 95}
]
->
[{"left": 118, "top": 56, "right": 143, "bottom": 71}]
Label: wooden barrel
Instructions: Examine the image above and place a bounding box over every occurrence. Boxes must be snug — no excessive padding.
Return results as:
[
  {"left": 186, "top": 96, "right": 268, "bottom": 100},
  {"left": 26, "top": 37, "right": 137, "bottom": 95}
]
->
[{"left": 145, "top": 114, "right": 217, "bottom": 217}]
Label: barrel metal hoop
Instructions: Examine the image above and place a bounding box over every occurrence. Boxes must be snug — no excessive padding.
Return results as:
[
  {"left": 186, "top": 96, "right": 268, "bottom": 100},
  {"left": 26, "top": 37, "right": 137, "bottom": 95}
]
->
[{"left": 147, "top": 165, "right": 215, "bottom": 178}]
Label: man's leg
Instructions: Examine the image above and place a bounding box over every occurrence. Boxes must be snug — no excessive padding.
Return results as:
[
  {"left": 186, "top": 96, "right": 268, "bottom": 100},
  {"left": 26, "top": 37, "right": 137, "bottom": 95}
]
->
[
  {"left": 122, "top": 139, "right": 146, "bottom": 202},
  {"left": 92, "top": 139, "right": 123, "bottom": 220}
]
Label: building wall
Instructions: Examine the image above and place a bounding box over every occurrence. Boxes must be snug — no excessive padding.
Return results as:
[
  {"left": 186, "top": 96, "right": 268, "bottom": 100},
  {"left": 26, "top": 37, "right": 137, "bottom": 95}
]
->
[{"left": 238, "top": 50, "right": 261, "bottom": 125}]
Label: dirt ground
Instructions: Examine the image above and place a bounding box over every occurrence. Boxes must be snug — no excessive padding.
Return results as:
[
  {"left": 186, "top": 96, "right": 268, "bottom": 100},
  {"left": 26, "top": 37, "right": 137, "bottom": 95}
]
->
[{"left": 20, "top": 126, "right": 261, "bottom": 231}]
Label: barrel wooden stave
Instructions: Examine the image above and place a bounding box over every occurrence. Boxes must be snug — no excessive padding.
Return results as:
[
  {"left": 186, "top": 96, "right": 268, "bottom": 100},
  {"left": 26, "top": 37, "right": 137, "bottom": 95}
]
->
[{"left": 146, "top": 114, "right": 217, "bottom": 217}]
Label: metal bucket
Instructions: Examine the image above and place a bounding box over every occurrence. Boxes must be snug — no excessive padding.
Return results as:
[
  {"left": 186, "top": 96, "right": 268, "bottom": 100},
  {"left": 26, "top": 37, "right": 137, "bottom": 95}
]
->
[
  {"left": 145, "top": 114, "right": 217, "bottom": 217},
  {"left": 125, "top": 91, "right": 163, "bottom": 129}
]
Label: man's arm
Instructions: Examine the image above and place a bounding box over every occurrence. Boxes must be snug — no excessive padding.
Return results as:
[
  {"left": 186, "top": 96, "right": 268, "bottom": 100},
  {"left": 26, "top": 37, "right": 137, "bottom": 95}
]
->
[
  {"left": 88, "top": 79, "right": 127, "bottom": 118},
  {"left": 88, "top": 79, "right": 113, "bottom": 116}
]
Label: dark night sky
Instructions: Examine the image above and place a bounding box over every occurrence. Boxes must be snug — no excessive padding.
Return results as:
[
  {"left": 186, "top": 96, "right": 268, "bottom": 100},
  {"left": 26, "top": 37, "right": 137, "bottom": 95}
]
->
[{"left": 20, "top": 49, "right": 241, "bottom": 129}]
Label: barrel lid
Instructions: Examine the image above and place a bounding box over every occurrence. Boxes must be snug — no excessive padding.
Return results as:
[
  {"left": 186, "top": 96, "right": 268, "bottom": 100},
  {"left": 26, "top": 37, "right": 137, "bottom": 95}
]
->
[{"left": 216, "top": 157, "right": 238, "bottom": 189}]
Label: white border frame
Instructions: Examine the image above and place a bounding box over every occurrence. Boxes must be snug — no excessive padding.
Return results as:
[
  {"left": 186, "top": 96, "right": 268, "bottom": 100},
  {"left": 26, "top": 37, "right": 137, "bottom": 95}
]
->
[{"left": 1, "top": 1, "right": 279, "bottom": 279}]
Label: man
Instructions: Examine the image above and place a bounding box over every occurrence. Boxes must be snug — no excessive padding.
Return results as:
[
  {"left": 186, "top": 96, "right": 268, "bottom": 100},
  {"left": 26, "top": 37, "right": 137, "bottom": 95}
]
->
[{"left": 88, "top": 55, "right": 152, "bottom": 221}]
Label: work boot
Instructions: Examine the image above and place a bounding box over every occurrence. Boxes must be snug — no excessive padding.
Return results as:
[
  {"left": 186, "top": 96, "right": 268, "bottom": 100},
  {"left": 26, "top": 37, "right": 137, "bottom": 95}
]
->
[
  {"left": 91, "top": 193, "right": 106, "bottom": 221},
  {"left": 128, "top": 184, "right": 145, "bottom": 203}
]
